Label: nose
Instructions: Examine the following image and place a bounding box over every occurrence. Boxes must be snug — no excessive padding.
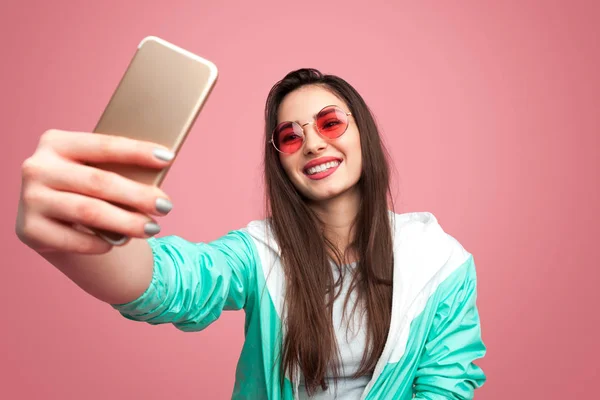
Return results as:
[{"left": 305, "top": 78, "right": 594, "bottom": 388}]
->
[{"left": 302, "top": 123, "right": 327, "bottom": 155}]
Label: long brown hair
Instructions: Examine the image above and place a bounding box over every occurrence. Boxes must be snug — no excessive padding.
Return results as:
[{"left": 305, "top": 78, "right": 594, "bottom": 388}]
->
[{"left": 263, "top": 68, "right": 394, "bottom": 395}]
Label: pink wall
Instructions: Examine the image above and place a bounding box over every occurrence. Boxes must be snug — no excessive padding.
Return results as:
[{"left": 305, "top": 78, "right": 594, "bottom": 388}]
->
[{"left": 2, "top": 1, "right": 598, "bottom": 398}]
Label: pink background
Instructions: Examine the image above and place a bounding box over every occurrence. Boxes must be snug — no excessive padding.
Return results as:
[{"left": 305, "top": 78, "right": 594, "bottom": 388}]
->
[{"left": 1, "top": 1, "right": 598, "bottom": 398}]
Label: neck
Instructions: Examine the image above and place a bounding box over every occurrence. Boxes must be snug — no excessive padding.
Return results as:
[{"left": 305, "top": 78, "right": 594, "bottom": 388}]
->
[{"left": 308, "top": 186, "right": 361, "bottom": 263}]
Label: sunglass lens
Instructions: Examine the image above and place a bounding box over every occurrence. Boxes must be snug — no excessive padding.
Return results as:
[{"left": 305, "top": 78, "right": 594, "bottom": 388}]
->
[
  {"left": 274, "top": 122, "right": 303, "bottom": 153},
  {"left": 316, "top": 106, "right": 349, "bottom": 139}
]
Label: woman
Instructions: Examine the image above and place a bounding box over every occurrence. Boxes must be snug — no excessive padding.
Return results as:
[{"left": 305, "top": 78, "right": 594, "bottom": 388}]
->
[{"left": 16, "top": 68, "right": 486, "bottom": 399}]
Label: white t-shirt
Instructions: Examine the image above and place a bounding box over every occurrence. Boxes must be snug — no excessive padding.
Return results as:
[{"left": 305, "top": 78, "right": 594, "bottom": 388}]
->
[{"left": 298, "top": 262, "right": 371, "bottom": 399}]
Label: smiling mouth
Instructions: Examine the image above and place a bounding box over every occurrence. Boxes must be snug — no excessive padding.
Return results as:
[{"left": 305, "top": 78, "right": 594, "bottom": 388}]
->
[
  {"left": 304, "top": 160, "right": 342, "bottom": 176},
  {"left": 304, "top": 160, "right": 341, "bottom": 175}
]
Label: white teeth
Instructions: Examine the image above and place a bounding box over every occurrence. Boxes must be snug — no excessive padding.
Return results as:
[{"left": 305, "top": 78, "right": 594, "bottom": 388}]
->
[{"left": 306, "top": 161, "right": 340, "bottom": 175}]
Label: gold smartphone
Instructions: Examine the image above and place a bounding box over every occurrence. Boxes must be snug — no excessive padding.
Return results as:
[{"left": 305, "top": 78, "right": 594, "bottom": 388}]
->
[{"left": 88, "top": 36, "right": 218, "bottom": 245}]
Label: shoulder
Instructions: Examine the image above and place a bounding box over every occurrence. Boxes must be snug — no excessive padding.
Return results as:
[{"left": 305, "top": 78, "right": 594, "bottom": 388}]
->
[
  {"left": 243, "top": 217, "right": 281, "bottom": 254},
  {"left": 390, "top": 210, "right": 469, "bottom": 258},
  {"left": 389, "top": 211, "right": 474, "bottom": 290}
]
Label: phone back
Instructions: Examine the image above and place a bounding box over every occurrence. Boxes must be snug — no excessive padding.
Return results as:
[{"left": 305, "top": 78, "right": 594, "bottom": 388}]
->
[
  {"left": 87, "top": 36, "right": 217, "bottom": 245},
  {"left": 93, "top": 36, "right": 218, "bottom": 187}
]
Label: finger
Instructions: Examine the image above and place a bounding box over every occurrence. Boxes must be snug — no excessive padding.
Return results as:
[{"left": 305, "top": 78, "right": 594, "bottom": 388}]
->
[
  {"left": 35, "top": 187, "right": 160, "bottom": 239},
  {"left": 21, "top": 215, "right": 113, "bottom": 255},
  {"left": 40, "top": 157, "right": 172, "bottom": 217},
  {"left": 39, "top": 129, "right": 175, "bottom": 168}
]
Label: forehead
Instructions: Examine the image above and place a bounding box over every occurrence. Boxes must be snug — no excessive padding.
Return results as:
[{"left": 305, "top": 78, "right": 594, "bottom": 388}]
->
[{"left": 277, "top": 85, "right": 348, "bottom": 122}]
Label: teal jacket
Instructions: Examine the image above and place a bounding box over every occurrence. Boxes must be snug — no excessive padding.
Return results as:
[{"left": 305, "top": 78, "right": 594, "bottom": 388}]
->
[{"left": 113, "top": 212, "right": 486, "bottom": 399}]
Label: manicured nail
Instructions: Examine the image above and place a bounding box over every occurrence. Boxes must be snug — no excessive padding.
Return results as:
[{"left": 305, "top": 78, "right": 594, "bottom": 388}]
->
[
  {"left": 153, "top": 148, "right": 175, "bottom": 162},
  {"left": 144, "top": 222, "right": 161, "bottom": 236},
  {"left": 155, "top": 198, "right": 173, "bottom": 214}
]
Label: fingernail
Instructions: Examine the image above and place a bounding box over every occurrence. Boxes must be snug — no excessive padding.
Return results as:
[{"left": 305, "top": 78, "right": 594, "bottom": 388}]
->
[
  {"left": 155, "top": 198, "right": 173, "bottom": 214},
  {"left": 153, "top": 148, "right": 175, "bottom": 162},
  {"left": 144, "top": 222, "right": 161, "bottom": 236}
]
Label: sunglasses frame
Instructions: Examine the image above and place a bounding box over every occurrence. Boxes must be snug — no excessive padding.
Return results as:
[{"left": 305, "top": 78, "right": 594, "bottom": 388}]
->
[{"left": 269, "top": 105, "right": 352, "bottom": 154}]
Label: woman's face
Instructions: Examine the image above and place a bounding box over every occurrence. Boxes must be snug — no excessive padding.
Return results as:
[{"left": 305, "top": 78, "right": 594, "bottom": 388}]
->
[{"left": 277, "top": 85, "right": 362, "bottom": 202}]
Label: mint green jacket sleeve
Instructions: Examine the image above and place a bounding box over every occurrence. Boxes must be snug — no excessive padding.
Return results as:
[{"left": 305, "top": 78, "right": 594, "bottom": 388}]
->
[
  {"left": 111, "top": 230, "right": 257, "bottom": 332},
  {"left": 413, "top": 258, "right": 487, "bottom": 399}
]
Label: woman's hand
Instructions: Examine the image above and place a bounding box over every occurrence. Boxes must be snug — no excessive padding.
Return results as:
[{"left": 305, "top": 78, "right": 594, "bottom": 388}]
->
[{"left": 16, "top": 129, "right": 175, "bottom": 255}]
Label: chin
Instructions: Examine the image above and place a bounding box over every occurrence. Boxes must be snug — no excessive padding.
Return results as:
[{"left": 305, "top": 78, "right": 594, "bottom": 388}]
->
[{"left": 302, "top": 183, "right": 358, "bottom": 203}]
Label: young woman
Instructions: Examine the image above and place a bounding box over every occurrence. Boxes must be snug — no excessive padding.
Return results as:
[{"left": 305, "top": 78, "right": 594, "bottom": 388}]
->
[{"left": 16, "top": 68, "right": 486, "bottom": 399}]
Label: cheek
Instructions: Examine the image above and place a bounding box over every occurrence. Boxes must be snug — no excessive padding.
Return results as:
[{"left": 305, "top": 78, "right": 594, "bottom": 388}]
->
[
  {"left": 350, "top": 154, "right": 363, "bottom": 181},
  {"left": 279, "top": 154, "right": 298, "bottom": 181},
  {"left": 354, "top": 153, "right": 363, "bottom": 172},
  {"left": 346, "top": 135, "right": 363, "bottom": 173}
]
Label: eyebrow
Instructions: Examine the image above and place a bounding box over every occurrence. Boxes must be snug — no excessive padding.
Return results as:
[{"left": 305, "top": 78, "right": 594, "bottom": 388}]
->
[
  {"left": 316, "top": 107, "right": 337, "bottom": 118},
  {"left": 289, "top": 105, "right": 340, "bottom": 124}
]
